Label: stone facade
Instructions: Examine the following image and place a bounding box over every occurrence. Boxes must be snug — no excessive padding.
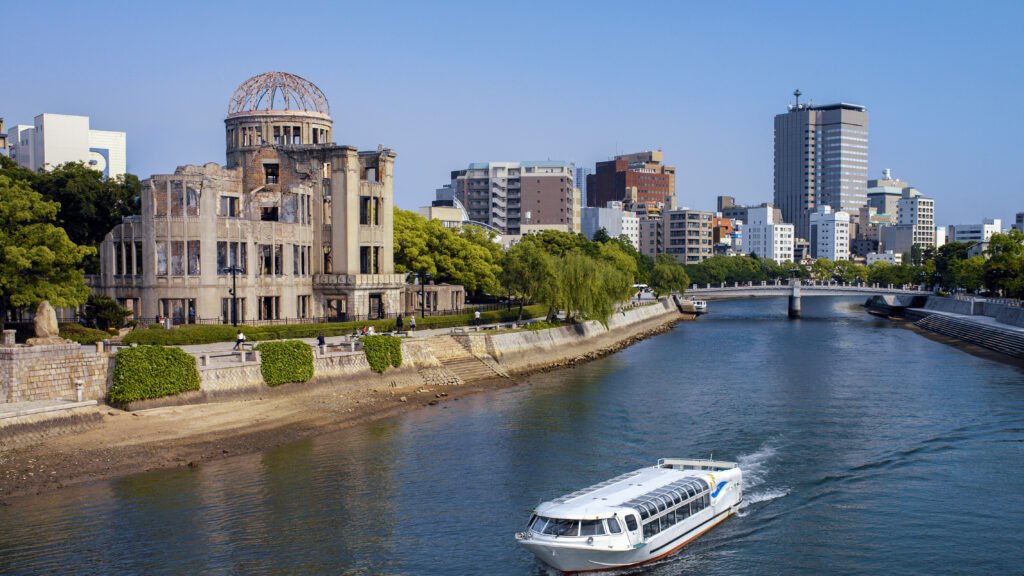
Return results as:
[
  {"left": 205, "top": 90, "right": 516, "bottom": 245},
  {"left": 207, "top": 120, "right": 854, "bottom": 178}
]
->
[
  {"left": 0, "top": 343, "right": 112, "bottom": 403},
  {"left": 93, "top": 72, "right": 403, "bottom": 324}
]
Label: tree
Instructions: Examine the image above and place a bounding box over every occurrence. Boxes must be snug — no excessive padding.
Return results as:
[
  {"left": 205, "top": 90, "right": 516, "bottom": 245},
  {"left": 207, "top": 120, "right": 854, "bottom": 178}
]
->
[
  {"left": 393, "top": 208, "right": 502, "bottom": 295},
  {"left": 592, "top": 227, "right": 612, "bottom": 243},
  {"left": 952, "top": 256, "right": 986, "bottom": 293},
  {"left": 811, "top": 258, "right": 836, "bottom": 280},
  {"left": 910, "top": 243, "right": 924, "bottom": 267},
  {"left": 81, "top": 294, "right": 132, "bottom": 330},
  {"left": 983, "top": 230, "right": 1024, "bottom": 298},
  {"left": 650, "top": 254, "right": 690, "bottom": 296},
  {"left": 502, "top": 239, "right": 559, "bottom": 320},
  {"left": 0, "top": 157, "right": 141, "bottom": 273},
  {"left": 0, "top": 174, "right": 94, "bottom": 331}
]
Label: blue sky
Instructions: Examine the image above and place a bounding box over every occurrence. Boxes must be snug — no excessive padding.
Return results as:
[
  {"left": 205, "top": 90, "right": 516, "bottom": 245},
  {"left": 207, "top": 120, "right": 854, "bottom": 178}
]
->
[{"left": 3, "top": 0, "right": 1022, "bottom": 226}]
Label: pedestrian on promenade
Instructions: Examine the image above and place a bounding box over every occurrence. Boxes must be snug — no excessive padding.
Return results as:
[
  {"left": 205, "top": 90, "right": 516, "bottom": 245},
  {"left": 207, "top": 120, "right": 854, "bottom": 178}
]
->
[
  {"left": 409, "top": 316, "right": 416, "bottom": 332},
  {"left": 396, "top": 314, "right": 404, "bottom": 332},
  {"left": 474, "top": 309, "right": 481, "bottom": 326},
  {"left": 233, "top": 330, "right": 246, "bottom": 350},
  {"left": 317, "top": 333, "right": 325, "bottom": 347}
]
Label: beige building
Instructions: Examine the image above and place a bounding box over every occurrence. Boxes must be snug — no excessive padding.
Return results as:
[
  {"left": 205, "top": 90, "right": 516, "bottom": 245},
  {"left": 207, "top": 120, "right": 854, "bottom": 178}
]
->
[
  {"left": 664, "top": 209, "right": 714, "bottom": 264},
  {"left": 94, "top": 72, "right": 403, "bottom": 324}
]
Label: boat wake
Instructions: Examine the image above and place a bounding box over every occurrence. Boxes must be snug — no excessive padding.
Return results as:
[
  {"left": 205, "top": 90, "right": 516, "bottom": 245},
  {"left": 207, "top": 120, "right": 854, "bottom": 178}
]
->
[{"left": 735, "top": 442, "right": 789, "bottom": 517}]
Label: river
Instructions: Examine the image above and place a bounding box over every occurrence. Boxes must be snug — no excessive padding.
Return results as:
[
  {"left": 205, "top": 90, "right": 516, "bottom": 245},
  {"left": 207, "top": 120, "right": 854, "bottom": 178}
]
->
[{"left": 1, "top": 297, "right": 1023, "bottom": 575}]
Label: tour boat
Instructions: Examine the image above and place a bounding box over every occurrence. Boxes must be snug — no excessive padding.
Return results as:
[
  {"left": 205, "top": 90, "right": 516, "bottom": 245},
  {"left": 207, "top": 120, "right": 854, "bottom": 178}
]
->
[{"left": 516, "top": 458, "right": 742, "bottom": 573}]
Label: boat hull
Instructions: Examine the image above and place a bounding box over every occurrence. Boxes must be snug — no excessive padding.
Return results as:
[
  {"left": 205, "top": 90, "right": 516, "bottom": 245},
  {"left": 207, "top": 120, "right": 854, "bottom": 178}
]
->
[{"left": 520, "top": 506, "right": 736, "bottom": 574}]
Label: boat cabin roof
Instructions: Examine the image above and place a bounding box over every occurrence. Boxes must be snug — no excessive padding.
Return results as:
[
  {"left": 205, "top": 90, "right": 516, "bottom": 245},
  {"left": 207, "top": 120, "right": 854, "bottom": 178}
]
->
[{"left": 534, "top": 461, "right": 731, "bottom": 519}]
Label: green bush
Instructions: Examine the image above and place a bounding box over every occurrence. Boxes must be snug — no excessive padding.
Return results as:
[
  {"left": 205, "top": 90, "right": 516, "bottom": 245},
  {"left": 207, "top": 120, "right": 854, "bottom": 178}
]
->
[
  {"left": 525, "top": 320, "right": 562, "bottom": 331},
  {"left": 255, "top": 340, "right": 314, "bottom": 386},
  {"left": 109, "top": 346, "right": 200, "bottom": 404},
  {"left": 362, "top": 335, "right": 403, "bottom": 373},
  {"left": 59, "top": 323, "right": 110, "bottom": 345}
]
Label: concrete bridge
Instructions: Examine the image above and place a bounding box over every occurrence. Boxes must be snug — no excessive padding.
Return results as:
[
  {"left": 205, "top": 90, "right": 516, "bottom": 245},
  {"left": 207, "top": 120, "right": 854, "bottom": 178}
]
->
[{"left": 686, "top": 280, "right": 928, "bottom": 318}]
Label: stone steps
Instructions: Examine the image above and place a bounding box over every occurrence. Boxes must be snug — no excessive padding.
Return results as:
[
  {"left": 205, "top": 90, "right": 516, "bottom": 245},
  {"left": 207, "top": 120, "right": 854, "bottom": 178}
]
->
[
  {"left": 915, "top": 314, "right": 1024, "bottom": 359},
  {"left": 442, "top": 356, "right": 506, "bottom": 383}
]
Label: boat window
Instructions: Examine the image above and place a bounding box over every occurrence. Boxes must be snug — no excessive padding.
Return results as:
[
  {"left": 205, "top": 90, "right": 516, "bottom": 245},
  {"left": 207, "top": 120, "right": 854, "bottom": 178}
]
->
[
  {"left": 671, "top": 491, "right": 682, "bottom": 505},
  {"left": 644, "top": 502, "right": 658, "bottom": 517},
  {"left": 542, "top": 519, "right": 579, "bottom": 537},
  {"left": 531, "top": 516, "right": 548, "bottom": 533},
  {"left": 704, "top": 494, "right": 710, "bottom": 507},
  {"left": 607, "top": 517, "right": 622, "bottom": 534},
  {"left": 678, "top": 503, "right": 690, "bottom": 520},
  {"left": 662, "top": 510, "right": 676, "bottom": 529},
  {"left": 580, "top": 520, "right": 605, "bottom": 536},
  {"left": 656, "top": 497, "right": 667, "bottom": 512},
  {"left": 685, "top": 485, "right": 696, "bottom": 498},
  {"left": 643, "top": 521, "right": 659, "bottom": 539},
  {"left": 625, "top": 515, "right": 638, "bottom": 531}
]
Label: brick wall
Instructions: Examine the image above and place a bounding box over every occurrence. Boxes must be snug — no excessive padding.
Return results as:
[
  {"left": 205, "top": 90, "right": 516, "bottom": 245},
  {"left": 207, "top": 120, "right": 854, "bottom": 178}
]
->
[{"left": 0, "top": 343, "right": 113, "bottom": 403}]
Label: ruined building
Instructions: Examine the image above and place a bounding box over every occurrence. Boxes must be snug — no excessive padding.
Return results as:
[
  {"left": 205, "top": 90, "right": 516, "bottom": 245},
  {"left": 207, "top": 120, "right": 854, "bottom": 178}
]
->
[{"left": 94, "top": 72, "right": 403, "bottom": 323}]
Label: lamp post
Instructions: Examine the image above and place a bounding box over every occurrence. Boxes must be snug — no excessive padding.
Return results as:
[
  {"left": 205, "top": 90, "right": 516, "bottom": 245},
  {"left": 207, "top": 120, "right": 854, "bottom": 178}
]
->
[
  {"left": 419, "top": 272, "right": 432, "bottom": 319},
  {"left": 222, "top": 265, "right": 243, "bottom": 326}
]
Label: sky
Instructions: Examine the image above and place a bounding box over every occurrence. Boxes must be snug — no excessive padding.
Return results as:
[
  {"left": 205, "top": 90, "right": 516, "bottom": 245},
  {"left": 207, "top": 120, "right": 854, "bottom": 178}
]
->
[{"left": 3, "top": 0, "right": 1022, "bottom": 227}]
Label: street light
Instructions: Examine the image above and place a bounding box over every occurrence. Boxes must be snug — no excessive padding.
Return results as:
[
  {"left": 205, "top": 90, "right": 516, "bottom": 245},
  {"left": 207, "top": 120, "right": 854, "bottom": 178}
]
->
[
  {"left": 419, "top": 272, "right": 432, "bottom": 319},
  {"left": 221, "top": 265, "right": 244, "bottom": 326}
]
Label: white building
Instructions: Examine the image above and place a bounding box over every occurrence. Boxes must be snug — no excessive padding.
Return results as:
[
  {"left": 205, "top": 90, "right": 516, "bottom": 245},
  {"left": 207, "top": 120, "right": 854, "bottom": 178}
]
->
[
  {"left": 744, "top": 206, "right": 794, "bottom": 264},
  {"left": 935, "top": 226, "right": 947, "bottom": 248},
  {"left": 809, "top": 205, "right": 851, "bottom": 261},
  {"left": 581, "top": 201, "right": 640, "bottom": 250},
  {"left": 948, "top": 218, "right": 1002, "bottom": 244},
  {"left": 896, "top": 187, "right": 935, "bottom": 249},
  {"left": 8, "top": 113, "right": 126, "bottom": 178},
  {"left": 866, "top": 250, "right": 903, "bottom": 265}
]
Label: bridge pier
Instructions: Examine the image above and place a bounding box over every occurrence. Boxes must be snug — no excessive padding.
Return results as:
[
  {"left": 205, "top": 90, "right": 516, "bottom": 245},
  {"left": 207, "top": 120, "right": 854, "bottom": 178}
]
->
[{"left": 788, "top": 280, "right": 801, "bottom": 319}]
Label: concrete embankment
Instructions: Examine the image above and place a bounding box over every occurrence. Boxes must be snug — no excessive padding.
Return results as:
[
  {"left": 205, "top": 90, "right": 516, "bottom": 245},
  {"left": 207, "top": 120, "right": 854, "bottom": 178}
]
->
[
  {"left": 868, "top": 294, "right": 1024, "bottom": 361},
  {"left": 0, "top": 299, "right": 686, "bottom": 451}
]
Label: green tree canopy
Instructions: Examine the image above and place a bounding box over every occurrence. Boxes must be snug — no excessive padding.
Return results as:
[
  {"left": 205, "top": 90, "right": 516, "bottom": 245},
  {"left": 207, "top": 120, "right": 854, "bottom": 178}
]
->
[
  {"left": 983, "top": 230, "right": 1024, "bottom": 298},
  {"left": 650, "top": 254, "right": 690, "bottom": 296},
  {"left": 0, "top": 174, "right": 94, "bottom": 330},
  {"left": 393, "top": 208, "right": 502, "bottom": 295}
]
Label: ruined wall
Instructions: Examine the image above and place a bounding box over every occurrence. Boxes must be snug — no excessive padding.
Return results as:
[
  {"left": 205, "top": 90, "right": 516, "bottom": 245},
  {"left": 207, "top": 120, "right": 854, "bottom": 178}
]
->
[{"left": 0, "top": 343, "right": 112, "bottom": 403}]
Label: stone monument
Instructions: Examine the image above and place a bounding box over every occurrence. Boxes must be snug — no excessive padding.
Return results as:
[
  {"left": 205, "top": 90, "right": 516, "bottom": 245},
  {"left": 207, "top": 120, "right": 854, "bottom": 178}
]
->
[{"left": 26, "top": 300, "right": 67, "bottom": 346}]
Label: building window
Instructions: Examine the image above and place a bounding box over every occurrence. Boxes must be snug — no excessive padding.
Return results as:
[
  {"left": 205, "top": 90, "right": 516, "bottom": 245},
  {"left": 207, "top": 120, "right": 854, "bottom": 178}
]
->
[
  {"left": 258, "top": 296, "right": 280, "bottom": 320},
  {"left": 327, "top": 297, "right": 347, "bottom": 321},
  {"left": 187, "top": 240, "right": 201, "bottom": 275},
  {"left": 360, "top": 196, "right": 381, "bottom": 225},
  {"left": 156, "top": 241, "right": 168, "bottom": 275},
  {"left": 160, "top": 298, "right": 196, "bottom": 325},
  {"left": 171, "top": 241, "right": 185, "bottom": 276},
  {"left": 219, "top": 195, "right": 239, "bottom": 217},
  {"left": 134, "top": 241, "right": 143, "bottom": 275},
  {"left": 360, "top": 246, "right": 381, "bottom": 274},
  {"left": 297, "top": 295, "right": 310, "bottom": 319},
  {"left": 221, "top": 297, "right": 246, "bottom": 324},
  {"left": 265, "top": 163, "right": 279, "bottom": 185},
  {"left": 217, "top": 241, "right": 247, "bottom": 274}
]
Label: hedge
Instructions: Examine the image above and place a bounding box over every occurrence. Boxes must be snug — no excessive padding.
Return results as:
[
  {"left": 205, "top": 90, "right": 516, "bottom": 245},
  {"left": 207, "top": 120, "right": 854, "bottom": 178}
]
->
[
  {"left": 59, "top": 324, "right": 111, "bottom": 345},
  {"left": 255, "top": 340, "right": 314, "bottom": 386},
  {"left": 362, "top": 335, "right": 403, "bottom": 373},
  {"left": 120, "top": 304, "right": 549, "bottom": 346},
  {"left": 109, "top": 346, "right": 200, "bottom": 404}
]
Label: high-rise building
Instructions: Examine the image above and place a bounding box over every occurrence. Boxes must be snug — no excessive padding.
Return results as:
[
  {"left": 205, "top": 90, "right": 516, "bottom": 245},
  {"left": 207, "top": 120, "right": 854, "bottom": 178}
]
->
[
  {"left": 717, "top": 196, "right": 782, "bottom": 230},
  {"left": 744, "top": 206, "right": 794, "bottom": 264},
  {"left": 451, "top": 161, "right": 576, "bottom": 235},
  {"left": 808, "top": 205, "right": 851, "bottom": 261},
  {"left": 0, "top": 118, "right": 7, "bottom": 157},
  {"left": 774, "top": 92, "right": 868, "bottom": 241},
  {"left": 866, "top": 169, "right": 905, "bottom": 218},
  {"left": 586, "top": 151, "right": 675, "bottom": 213},
  {"left": 581, "top": 201, "right": 639, "bottom": 250},
  {"left": 1012, "top": 212, "right": 1023, "bottom": 232},
  {"left": 896, "top": 188, "right": 935, "bottom": 248},
  {"left": 8, "top": 113, "right": 126, "bottom": 178},
  {"left": 948, "top": 219, "right": 1002, "bottom": 244},
  {"left": 639, "top": 217, "right": 664, "bottom": 258},
  {"left": 575, "top": 166, "right": 590, "bottom": 206},
  {"left": 664, "top": 209, "right": 714, "bottom": 264}
]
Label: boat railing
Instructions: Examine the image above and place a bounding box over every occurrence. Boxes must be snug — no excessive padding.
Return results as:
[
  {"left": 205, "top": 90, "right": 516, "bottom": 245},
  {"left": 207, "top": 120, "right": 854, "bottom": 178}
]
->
[{"left": 657, "top": 458, "right": 737, "bottom": 471}]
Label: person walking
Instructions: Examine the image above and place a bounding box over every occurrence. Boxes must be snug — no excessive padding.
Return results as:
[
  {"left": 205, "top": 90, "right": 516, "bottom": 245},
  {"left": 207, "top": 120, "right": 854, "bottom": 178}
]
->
[
  {"left": 408, "top": 316, "right": 416, "bottom": 332},
  {"left": 474, "top": 309, "right": 481, "bottom": 326},
  {"left": 233, "top": 330, "right": 246, "bottom": 350},
  {"left": 396, "top": 313, "right": 404, "bottom": 332},
  {"left": 316, "top": 333, "right": 326, "bottom": 347}
]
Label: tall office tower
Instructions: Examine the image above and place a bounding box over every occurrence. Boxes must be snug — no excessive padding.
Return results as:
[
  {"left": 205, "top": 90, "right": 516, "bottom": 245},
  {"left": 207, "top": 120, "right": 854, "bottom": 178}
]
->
[
  {"left": 586, "top": 151, "right": 676, "bottom": 214},
  {"left": 774, "top": 91, "right": 868, "bottom": 241},
  {"left": 575, "top": 166, "right": 590, "bottom": 206},
  {"left": 0, "top": 118, "right": 7, "bottom": 157},
  {"left": 450, "top": 161, "right": 576, "bottom": 235},
  {"left": 1013, "top": 212, "right": 1023, "bottom": 232}
]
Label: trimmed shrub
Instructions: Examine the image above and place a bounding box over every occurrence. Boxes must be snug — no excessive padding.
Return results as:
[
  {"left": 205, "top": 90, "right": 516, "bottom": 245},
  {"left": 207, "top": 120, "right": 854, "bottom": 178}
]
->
[
  {"left": 59, "top": 323, "right": 111, "bottom": 345},
  {"left": 362, "top": 335, "right": 403, "bottom": 373},
  {"left": 525, "top": 320, "right": 562, "bottom": 331},
  {"left": 255, "top": 340, "right": 314, "bottom": 386},
  {"left": 110, "top": 346, "right": 200, "bottom": 404}
]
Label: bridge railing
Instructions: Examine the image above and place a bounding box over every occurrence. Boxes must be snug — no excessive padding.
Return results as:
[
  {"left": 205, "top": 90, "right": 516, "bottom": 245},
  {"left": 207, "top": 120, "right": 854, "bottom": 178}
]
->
[{"left": 688, "top": 281, "right": 927, "bottom": 293}]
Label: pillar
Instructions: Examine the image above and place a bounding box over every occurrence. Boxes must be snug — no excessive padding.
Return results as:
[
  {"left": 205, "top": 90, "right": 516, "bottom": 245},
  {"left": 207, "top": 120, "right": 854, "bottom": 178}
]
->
[{"left": 788, "top": 280, "right": 801, "bottom": 320}]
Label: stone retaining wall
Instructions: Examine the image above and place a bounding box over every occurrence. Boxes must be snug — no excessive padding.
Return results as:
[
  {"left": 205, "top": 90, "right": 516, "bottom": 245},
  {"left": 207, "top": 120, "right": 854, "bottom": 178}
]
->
[
  {"left": 0, "top": 343, "right": 112, "bottom": 403},
  {"left": 0, "top": 406, "right": 104, "bottom": 450}
]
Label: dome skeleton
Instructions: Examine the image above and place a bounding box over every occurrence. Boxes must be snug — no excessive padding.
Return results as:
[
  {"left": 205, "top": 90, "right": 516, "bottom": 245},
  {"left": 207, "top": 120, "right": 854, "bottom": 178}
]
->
[{"left": 228, "top": 71, "right": 329, "bottom": 116}]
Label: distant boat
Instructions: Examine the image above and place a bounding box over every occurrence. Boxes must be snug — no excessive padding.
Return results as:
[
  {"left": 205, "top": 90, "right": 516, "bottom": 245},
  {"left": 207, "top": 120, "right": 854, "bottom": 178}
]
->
[
  {"left": 678, "top": 298, "right": 708, "bottom": 315},
  {"left": 516, "top": 458, "right": 743, "bottom": 573}
]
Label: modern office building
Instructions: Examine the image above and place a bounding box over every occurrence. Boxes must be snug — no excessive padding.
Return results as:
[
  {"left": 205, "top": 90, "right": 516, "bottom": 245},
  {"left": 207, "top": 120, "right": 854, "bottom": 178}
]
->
[
  {"left": 92, "top": 71, "right": 404, "bottom": 324},
  {"left": 586, "top": 151, "right": 675, "bottom": 214},
  {"left": 8, "top": 113, "right": 126, "bottom": 178},
  {"left": 450, "top": 161, "right": 577, "bottom": 235},
  {"left": 717, "top": 196, "right": 782, "bottom": 230},
  {"left": 744, "top": 205, "right": 794, "bottom": 264},
  {"left": 867, "top": 169, "right": 905, "bottom": 217},
  {"left": 774, "top": 92, "right": 868, "bottom": 240},
  {"left": 581, "top": 201, "right": 639, "bottom": 249},
  {"left": 1013, "top": 212, "right": 1023, "bottom": 232},
  {"left": 896, "top": 187, "right": 936, "bottom": 250},
  {"left": 575, "top": 166, "right": 590, "bottom": 206},
  {"left": 948, "top": 219, "right": 1002, "bottom": 244},
  {"left": 639, "top": 217, "right": 664, "bottom": 258},
  {"left": 0, "top": 118, "right": 7, "bottom": 157},
  {"left": 866, "top": 250, "right": 902, "bottom": 265},
  {"left": 808, "top": 205, "right": 851, "bottom": 261},
  {"left": 663, "top": 209, "right": 714, "bottom": 264}
]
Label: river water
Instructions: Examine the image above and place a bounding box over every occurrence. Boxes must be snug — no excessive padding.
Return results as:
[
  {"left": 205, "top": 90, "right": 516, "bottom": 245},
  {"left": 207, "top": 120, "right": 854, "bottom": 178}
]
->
[{"left": 2, "top": 298, "right": 1023, "bottom": 575}]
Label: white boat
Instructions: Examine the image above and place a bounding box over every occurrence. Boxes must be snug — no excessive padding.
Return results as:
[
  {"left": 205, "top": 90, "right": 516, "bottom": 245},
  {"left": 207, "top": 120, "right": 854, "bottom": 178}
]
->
[{"left": 516, "top": 458, "right": 742, "bottom": 573}]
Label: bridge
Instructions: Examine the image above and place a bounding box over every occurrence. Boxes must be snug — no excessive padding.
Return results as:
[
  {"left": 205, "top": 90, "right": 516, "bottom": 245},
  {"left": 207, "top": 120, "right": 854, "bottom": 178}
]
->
[{"left": 685, "top": 280, "right": 928, "bottom": 318}]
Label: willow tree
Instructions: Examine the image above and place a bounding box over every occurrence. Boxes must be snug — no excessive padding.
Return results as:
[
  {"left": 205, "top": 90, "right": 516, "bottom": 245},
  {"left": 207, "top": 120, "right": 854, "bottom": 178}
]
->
[
  {"left": 0, "top": 174, "right": 94, "bottom": 331},
  {"left": 502, "top": 239, "right": 559, "bottom": 320}
]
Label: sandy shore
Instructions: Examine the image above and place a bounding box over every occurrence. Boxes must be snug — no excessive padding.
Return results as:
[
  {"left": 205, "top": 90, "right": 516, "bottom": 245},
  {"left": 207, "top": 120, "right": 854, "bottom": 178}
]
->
[{"left": 0, "top": 317, "right": 681, "bottom": 503}]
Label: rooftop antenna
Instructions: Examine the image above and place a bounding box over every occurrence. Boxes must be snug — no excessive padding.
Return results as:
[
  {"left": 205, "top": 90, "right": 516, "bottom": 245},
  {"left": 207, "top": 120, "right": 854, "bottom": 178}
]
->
[{"left": 793, "top": 89, "right": 802, "bottom": 109}]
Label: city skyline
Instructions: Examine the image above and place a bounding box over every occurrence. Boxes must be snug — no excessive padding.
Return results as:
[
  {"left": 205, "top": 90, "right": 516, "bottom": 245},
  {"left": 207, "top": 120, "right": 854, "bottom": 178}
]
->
[{"left": 4, "top": 0, "right": 1022, "bottom": 227}]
